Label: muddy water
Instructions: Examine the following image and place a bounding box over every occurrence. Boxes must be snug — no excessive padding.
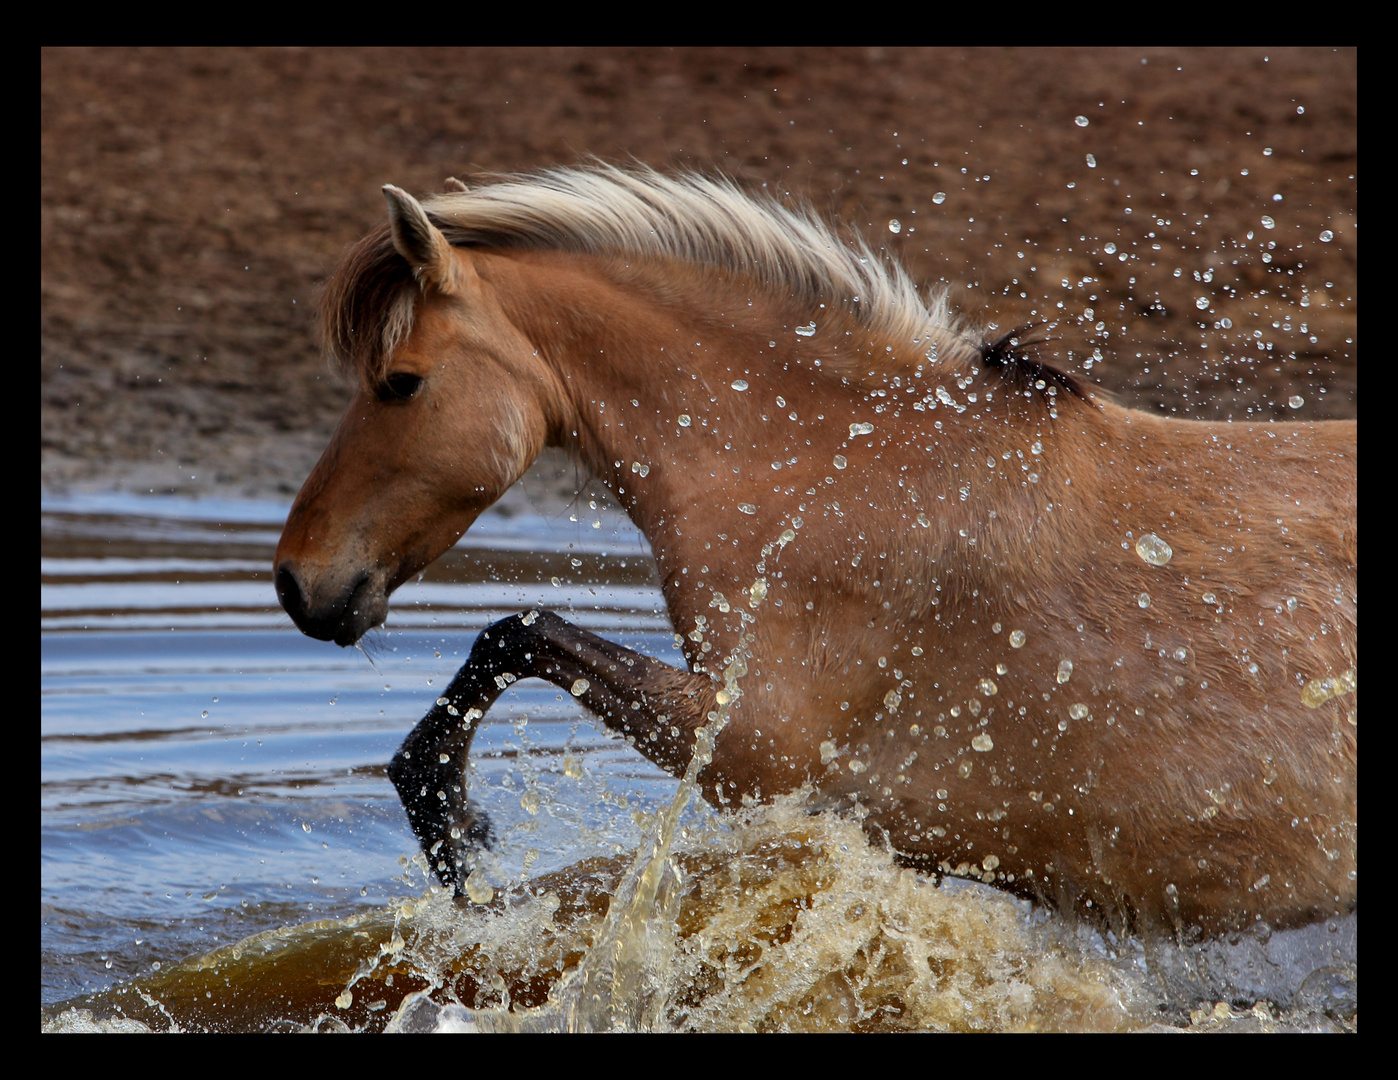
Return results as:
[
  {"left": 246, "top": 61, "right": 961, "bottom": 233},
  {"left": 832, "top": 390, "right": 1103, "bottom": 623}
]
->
[{"left": 41, "top": 492, "right": 1354, "bottom": 1032}]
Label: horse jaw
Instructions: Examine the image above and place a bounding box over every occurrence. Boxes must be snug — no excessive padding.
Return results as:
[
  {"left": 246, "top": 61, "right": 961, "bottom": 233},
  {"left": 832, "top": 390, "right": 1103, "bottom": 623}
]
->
[{"left": 274, "top": 415, "right": 489, "bottom": 647}]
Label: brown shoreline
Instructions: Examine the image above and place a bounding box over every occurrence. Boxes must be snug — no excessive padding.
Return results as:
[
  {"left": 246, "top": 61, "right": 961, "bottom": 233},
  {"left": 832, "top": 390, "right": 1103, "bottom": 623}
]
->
[{"left": 42, "top": 47, "right": 1355, "bottom": 501}]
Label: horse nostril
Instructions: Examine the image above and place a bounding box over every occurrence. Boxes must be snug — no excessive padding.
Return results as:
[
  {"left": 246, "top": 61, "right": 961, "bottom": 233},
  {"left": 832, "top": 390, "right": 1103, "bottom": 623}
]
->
[{"left": 275, "top": 563, "right": 305, "bottom": 620}]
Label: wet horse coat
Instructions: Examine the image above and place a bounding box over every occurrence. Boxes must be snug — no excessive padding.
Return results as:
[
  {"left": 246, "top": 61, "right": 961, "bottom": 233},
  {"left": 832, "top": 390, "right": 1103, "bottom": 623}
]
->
[{"left": 274, "top": 166, "right": 1356, "bottom": 933}]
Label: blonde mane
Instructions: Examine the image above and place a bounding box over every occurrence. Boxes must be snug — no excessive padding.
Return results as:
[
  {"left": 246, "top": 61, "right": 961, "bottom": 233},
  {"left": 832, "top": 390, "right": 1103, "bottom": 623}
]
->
[{"left": 321, "top": 163, "right": 980, "bottom": 386}]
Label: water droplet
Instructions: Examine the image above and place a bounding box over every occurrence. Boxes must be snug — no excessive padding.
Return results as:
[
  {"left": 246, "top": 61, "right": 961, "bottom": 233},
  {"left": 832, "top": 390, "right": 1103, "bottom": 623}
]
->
[
  {"left": 833, "top": 454, "right": 848, "bottom": 469},
  {"left": 888, "top": 219, "right": 902, "bottom": 234},
  {"left": 1286, "top": 596, "right": 1299, "bottom": 613},
  {"left": 563, "top": 755, "right": 583, "bottom": 779},
  {"left": 1136, "top": 533, "right": 1174, "bottom": 566},
  {"left": 522, "top": 610, "right": 538, "bottom": 625},
  {"left": 972, "top": 733, "right": 994, "bottom": 752},
  {"left": 1074, "top": 115, "right": 1089, "bottom": 127},
  {"left": 1086, "top": 154, "right": 1097, "bottom": 168},
  {"left": 1030, "top": 440, "right": 1042, "bottom": 455},
  {"left": 1138, "top": 592, "right": 1151, "bottom": 608},
  {"left": 731, "top": 379, "right": 749, "bottom": 391},
  {"left": 1261, "top": 215, "right": 1275, "bottom": 229},
  {"left": 1009, "top": 630, "right": 1026, "bottom": 648},
  {"left": 1069, "top": 703, "right": 1089, "bottom": 720},
  {"left": 520, "top": 791, "right": 540, "bottom": 815},
  {"left": 302, "top": 821, "right": 312, "bottom": 833},
  {"left": 1201, "top": 591, "right": 1217, "bottom": 605},
  {"left": 916, "top": 512, "right": 930, "bottom": 528},
  {"left": 570, "top": 678, "right": 590, "bottom": 697},
  {"left": 978, "top": 678, "right": 998, "bottom": 696},
  {"left": 982, "top": 854, "right": 1000, "bottom": 871},
  {"left": 749, "top": 578, "right": 768, "bottom": 607},
  {"left": 201, "top": 710, "right": 209, "bottom": 718},
  {"left": 1300, "top": 669, "right": 1356, "bottom": 709},
  {"left": 958, "top": 760, "right": 974, "bottom": 778},
  {"left": 932, "top": 192, "right": 947, "bottom": 204},
  {"left": 1319, "top": 230, "right": 1334, "bottom": 242},
  {"left": 464, "top": 869, "right": 495, "bottom": 904},
  {"left": 677, "top": 414, "right": 691, "bottom": 427},
  {"left": 1195, "top": 296, "right": 1211, "bottom": 310},
  {"left": 884, "top": 689, "right": 902, "bottom": 711},
  {"left": 849, "top": 422, "right": 875, "bottom": 436},
  {"left": 1056, "top": 659, "right": 1073, "bottom": 684},
  {"left": 1173, "top": 647, "right": 1189, "bottom": 662},
  {"left": 795, "top": 322, "right": 817, "bottom": 337},
  {"left": 335, "top": 990, "right": 353, "bottom": 1009},
  {"left": 819, "top": 740, "right": 838, "bottom": 765},
  {"left": 1288, "top": 395, "right": 1304, "bottom": 409},
  {"left": 738, "top": 503, "right": 757, "bottom": 515}
]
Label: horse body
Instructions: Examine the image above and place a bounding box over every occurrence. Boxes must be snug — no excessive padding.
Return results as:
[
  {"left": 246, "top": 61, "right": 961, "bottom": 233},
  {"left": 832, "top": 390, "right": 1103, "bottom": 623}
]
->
[{"left": 274, "top": 168, "right": 1355, "bottom": 933}]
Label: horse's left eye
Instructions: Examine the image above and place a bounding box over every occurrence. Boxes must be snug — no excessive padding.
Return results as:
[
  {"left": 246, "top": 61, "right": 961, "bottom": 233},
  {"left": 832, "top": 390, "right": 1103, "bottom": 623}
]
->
[{"left": 380, "top": 373, "right": 423, "bottom": 401}]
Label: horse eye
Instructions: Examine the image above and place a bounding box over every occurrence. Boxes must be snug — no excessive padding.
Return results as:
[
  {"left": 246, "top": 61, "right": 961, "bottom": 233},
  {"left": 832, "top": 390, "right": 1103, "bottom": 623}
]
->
[{"left": 380, "top": 372, "right": 423, "bottom": 401}]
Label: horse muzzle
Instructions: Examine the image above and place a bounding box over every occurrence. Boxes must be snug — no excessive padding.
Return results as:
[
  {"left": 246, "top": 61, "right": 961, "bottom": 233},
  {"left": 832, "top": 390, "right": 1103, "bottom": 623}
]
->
[{"left": 274, "top": 561, "right": 388, "bottom": 646}]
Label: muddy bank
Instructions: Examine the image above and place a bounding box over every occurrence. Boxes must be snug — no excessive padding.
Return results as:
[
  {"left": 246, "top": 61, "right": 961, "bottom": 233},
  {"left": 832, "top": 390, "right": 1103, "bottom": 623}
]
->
[{"left": 42, "top": 47, "right": 1354, "bottom": 500}]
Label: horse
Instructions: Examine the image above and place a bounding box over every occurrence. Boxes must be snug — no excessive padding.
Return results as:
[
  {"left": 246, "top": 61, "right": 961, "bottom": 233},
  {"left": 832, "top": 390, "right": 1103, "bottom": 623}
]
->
[{"left": 274, "top": 164, "right": 1356, "bottom": 935}]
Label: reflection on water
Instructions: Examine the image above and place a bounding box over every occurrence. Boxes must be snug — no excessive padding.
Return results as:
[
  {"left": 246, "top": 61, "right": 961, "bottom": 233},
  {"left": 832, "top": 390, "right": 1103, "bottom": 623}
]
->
[{"left": 41, "top": 493, "right": 1355, "bottom": 1031}]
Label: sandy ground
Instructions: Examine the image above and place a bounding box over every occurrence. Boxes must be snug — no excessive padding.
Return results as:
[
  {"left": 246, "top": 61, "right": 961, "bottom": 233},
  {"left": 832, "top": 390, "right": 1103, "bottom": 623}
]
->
[{"left": 41, "top": 47, "right": 1355, "bottom": 501}]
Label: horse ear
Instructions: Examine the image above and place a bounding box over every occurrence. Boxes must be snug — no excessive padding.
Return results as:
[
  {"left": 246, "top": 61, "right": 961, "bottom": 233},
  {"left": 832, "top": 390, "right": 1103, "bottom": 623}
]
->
[{"left": 382, "top": 184, "right": 470, "bottom": 294}]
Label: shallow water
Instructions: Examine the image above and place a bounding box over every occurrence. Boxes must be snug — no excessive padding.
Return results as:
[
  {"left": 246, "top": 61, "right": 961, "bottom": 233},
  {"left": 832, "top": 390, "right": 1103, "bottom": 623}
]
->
[{"left": 40, "top": 493, "right": 1355, "bottom": 1032}]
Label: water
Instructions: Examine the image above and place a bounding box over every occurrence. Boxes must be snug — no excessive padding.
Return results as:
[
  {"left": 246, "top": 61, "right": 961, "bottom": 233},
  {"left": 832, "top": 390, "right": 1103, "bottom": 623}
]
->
[{"left": 40, "top": 493, "right": 1355, "bottom": 1032}]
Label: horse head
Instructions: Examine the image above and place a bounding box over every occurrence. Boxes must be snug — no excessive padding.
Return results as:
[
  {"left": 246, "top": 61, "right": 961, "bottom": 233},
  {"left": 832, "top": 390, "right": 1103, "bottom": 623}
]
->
[{"left": 274, "top": 185, "right": 560, "bottom": 644}]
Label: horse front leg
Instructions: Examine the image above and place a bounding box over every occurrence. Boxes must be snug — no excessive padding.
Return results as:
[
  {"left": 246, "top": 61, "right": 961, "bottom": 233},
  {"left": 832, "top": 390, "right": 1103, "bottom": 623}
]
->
[{"left": 387, "top": 609, "right": 716, "bottom": 894}]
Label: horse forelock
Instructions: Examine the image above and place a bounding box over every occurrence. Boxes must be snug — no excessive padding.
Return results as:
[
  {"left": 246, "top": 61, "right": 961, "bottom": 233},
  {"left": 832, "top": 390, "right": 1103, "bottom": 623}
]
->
[{"left": 318, "top": 222, "right": 419, "bottom": 388}]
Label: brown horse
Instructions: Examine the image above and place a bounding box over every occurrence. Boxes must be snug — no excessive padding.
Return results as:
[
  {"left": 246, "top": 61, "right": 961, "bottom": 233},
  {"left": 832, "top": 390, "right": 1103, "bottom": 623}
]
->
[{"left": 274, "top": 165, "right": 1356, "bottom": 935}]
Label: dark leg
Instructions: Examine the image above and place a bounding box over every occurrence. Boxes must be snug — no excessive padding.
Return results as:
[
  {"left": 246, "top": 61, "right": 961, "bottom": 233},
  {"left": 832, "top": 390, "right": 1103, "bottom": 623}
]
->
[{"left": 388, "top": 609, "right": 716, "bottom": 894}]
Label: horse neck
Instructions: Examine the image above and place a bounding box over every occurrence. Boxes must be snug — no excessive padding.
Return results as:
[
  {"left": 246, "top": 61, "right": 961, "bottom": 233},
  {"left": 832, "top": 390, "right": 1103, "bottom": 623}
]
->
[
  {"left": 495, "top": 251, "right": 804, "bottom": 524},
  {"left": 492, "top": 249, "right": 1109, "bottom": 602}
]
